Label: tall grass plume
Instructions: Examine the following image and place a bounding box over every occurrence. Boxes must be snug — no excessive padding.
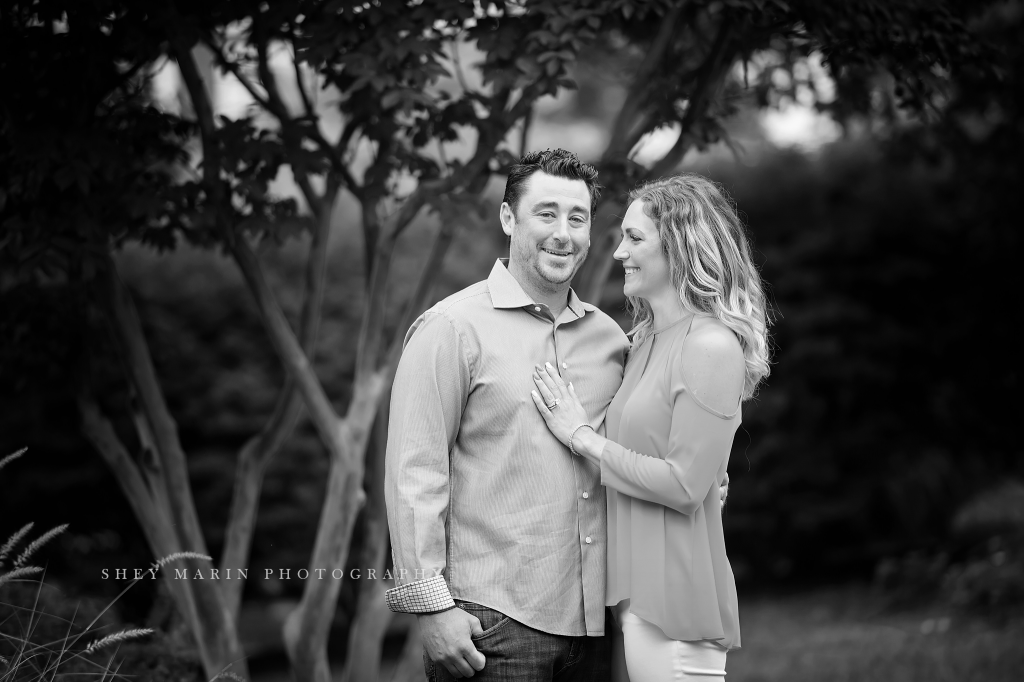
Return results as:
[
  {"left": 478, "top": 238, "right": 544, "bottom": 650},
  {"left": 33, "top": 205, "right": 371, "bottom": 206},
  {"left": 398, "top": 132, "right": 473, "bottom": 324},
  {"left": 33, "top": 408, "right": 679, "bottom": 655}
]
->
[
  {"left": 1, "top": 448, "right": 222, "bottom": 680},
  {"left": 81, "top": 627, "right": 155, "bottom": 656}
]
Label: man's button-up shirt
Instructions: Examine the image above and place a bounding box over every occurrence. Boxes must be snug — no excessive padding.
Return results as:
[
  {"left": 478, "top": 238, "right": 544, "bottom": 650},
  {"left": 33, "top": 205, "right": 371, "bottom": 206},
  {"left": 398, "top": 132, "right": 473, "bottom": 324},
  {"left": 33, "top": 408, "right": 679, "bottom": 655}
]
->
[{"left": 384, "top": 259, "right": 628, "bottom": 636}]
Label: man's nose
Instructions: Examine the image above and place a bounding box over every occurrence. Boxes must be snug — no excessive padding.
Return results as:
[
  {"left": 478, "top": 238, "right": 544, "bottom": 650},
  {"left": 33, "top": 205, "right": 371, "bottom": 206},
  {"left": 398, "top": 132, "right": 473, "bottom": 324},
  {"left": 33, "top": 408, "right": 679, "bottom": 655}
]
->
[{"left": 552, "top": 216, "right": 571, "bottom": 238}]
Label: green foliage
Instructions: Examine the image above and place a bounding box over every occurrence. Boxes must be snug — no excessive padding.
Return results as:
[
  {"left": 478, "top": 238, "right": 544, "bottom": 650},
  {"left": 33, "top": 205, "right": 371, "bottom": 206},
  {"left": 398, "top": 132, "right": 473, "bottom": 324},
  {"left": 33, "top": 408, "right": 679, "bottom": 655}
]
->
[
  {"left": 2, "top": 0, "right": 995, "bottom": 276},
  {"left": 875, "top": 507, "right": 1024, "bottom": 619},
  {"left": 700, "top": 132, "right": 1021, "bottom": 582},
  {"left": 0, "top": 1, "right": 198, "bottom": 277}
]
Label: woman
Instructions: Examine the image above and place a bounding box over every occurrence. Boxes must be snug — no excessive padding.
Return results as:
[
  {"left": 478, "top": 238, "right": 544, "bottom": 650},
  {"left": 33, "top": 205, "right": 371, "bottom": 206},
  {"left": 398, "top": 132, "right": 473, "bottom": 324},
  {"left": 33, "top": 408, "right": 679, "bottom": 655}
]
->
[{"left": 530, "top": 174, "right": 770, "bottom": 681}]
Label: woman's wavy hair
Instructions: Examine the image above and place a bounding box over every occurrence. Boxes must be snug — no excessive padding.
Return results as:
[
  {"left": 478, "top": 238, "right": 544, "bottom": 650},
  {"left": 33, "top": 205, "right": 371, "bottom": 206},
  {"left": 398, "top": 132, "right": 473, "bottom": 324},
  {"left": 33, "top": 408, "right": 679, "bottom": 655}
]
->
[{"left": 625, "top": 174, "right": 772, "bottom": 399}]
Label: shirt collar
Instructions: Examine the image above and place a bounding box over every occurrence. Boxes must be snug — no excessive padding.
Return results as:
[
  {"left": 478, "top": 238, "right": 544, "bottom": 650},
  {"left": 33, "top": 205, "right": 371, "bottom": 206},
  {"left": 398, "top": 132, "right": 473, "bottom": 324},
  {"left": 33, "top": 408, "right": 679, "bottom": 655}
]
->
[{"left": 487, "top": 259, "right": 597, "bottom": 317}]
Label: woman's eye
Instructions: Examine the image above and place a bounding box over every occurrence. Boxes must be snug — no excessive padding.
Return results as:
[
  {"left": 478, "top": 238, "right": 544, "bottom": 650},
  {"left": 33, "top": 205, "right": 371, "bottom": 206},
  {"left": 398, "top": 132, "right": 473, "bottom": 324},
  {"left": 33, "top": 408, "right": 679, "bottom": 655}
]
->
[{"left": 630, "top": 235, "right": 641, "bottom": 242}]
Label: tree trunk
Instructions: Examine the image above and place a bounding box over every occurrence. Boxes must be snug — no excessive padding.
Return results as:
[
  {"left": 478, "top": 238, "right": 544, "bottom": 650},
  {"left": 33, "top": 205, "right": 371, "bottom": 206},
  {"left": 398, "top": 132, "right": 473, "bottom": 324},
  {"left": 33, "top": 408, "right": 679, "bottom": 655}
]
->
[
  {"left": 84, "top": 260, "right": 249, "bottom": 681},
  {"left": 220, "top": 183, "right": 338, "bottom": 620},
  {"left": 576, "top": 201, "right": 627, "bottom": 305},
  {"left": 282, "top": 419, "right": 368, "bottom": 682},
  {"left": 390, "top": 620, "right": 425, "bottom": 682},
  {"left": 339, "top": 390, "right": 393, "bottom": 682},
  {"left": 230, "top": 232, "right": 384, "bottom": 681}
]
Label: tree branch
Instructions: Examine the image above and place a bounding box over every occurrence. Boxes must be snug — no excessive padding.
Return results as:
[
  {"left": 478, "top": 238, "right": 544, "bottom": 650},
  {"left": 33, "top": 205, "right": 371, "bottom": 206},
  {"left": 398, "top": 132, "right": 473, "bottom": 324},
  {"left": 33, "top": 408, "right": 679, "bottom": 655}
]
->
[
  {"left": 576, "top": 203, "right": 626, "bottom": 305},
  {"left": 202, "top": 33, "right": 362, "bottom": 197},
  {"left": 229, "top": 236, "right": 346, "bottom": 460},
  {"left": 578, "top": 18, "right": 738, "bottom": 306},
  {"left": 360, "top": 192, "right": 384, "bottom": 275},
  {"left": 185, "top": 20, "right": 346, "bottom": 463},
  {"left": 338, "top": 394, "right": 393, "bottom": 682},
  {"left": 648, "top": 18, "right": 736, "bottom": 178},
  {"left": 384, "top": 122, "right": 496, "bottom": 244},
  {"left": 231, "top": 202, "right": 373, "bottom": 682},
  {"left": 605, "top": 0, "right": 691, "bottom": 161},
  {"left": 256, "top": 30, "right": 292, "bottom": 121},
  {"left": 126, "top": 386, "right": 179, "bottom": 545},
  {"left": 385, "top": 208, "right": 463, "bottom": 373},
  {"left": 390, "top": 621, "right": 424, "bottom": 682},
  {"left": 447, "top": 38, "right": 480, "bottom": 99},
  {"left": 354, "top": 214, "right": 394, "bottom": 386},
  {"left": 353, "top": 123, "right": 501, "bottom": 385},
  {"left": 293, "top": 168, "right": 326, "bottom": 221},
  {"left": 283, "top": 420, "right": 365, "bottom": 682},
  {"left": 202, "top": 31, "right": 273, "bottom": 110},
  {"left": 102, "top": 260, "right": 209, "bottom": 558},
  {"left": 172, "top": 40, "right": 224, "bottom": 210},
  {"left": 78, "top": 396, "right": 219, "bottom": 679},
  {"left": 291, "top": 45, "right": 315, "bottom": 118},
  {"left": 355, "top": 102, "right": 520, "bottom": 380},
  {"left": 519, "top": 105, "right": 534, "bottom": 154},
  {"left": 219, "top": 181, "right": 339, "bottom": 617},
  {"left": 79, "top": 395, "right": 162, "bottom": 548}
]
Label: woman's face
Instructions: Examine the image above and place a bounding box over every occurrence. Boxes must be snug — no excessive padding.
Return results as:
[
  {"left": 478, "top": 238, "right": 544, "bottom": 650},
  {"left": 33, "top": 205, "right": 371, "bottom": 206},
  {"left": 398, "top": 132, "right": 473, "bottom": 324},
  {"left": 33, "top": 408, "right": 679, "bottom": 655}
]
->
[{"left": 613, "top": 200, "right": 673, "bottom": 301}]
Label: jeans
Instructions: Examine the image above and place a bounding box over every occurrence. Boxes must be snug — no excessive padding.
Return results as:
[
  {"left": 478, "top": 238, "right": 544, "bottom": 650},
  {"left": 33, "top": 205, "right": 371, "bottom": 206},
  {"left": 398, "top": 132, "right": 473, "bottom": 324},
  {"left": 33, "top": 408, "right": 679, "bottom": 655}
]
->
[{"left": 424, "top": 601, "right": 611, "bottom": 682}]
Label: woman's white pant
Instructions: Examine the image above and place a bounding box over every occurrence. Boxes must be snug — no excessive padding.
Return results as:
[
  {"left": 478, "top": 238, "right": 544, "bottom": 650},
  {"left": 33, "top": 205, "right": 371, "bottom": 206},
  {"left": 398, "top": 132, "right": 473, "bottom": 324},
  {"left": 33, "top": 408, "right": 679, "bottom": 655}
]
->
[{"left": 619, "top": 610, "right": 728, "bottom": 681}]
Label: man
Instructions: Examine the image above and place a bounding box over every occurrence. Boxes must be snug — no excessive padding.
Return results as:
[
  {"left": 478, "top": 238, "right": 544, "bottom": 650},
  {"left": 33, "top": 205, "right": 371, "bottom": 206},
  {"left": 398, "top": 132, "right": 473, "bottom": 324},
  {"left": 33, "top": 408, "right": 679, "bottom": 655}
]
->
[
  {"left": 384, "top": 149, "right": 726, "bottom": 680},
  {"left": 385, "top": 148, "right": 625, "bottom": 680}
]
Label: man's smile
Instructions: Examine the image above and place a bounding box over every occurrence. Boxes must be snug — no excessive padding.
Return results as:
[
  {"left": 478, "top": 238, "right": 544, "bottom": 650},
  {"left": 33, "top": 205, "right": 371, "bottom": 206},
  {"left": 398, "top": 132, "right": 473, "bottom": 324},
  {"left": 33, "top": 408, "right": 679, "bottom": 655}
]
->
[{"left": 542, "top": 247, "right": 572, "bottom": 258}]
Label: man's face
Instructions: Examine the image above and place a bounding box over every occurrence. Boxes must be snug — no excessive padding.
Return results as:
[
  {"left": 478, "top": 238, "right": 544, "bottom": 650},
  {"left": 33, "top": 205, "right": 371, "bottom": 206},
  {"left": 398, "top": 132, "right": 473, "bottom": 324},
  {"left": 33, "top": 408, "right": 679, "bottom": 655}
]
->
[{"left": 500, "top": 171, "right": 591, "bottom": 290}]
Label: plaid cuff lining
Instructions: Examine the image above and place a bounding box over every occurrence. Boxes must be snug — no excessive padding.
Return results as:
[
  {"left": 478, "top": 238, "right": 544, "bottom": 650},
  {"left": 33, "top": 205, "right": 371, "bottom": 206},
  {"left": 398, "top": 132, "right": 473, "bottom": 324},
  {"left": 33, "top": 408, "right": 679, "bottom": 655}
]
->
[{"left": 385, "top": 574, "right": 456, "bottom": 613}]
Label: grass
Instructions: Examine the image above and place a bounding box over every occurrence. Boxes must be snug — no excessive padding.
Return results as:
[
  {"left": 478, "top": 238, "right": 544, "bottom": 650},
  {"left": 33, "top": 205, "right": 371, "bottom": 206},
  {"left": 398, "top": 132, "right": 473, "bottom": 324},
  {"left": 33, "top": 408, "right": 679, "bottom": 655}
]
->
[
  {"left": 0, "top": 448, "right": 233, "bottom": 681},
  {"left": 727, "top": 586, "right": 1024, "bottom": 682}
]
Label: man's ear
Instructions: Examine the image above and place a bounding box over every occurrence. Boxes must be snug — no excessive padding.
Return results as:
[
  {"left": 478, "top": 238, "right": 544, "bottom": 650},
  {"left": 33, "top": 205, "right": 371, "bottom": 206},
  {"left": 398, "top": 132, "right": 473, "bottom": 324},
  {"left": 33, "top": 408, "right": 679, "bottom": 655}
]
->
[{"left": 499, "top": 202, "right": 515, "bottom": 237}]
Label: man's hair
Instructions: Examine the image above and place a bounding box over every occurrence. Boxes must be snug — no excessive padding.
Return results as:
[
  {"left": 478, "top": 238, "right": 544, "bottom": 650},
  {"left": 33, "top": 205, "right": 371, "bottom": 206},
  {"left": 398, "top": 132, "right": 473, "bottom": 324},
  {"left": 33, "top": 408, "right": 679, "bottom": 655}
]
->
[{"left": 502, "top": 148, "right": 602, "bottom": 218}]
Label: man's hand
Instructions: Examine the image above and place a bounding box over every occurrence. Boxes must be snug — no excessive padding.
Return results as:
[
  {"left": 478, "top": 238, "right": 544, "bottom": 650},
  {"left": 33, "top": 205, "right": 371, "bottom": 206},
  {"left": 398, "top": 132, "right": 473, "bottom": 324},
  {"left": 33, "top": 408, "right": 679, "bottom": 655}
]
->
[
  {"left": 720, "top": 472, "right": 730, "bottom": 509},
  {"left": 419, "top": 608, "right": 487, "bottom": 678}
]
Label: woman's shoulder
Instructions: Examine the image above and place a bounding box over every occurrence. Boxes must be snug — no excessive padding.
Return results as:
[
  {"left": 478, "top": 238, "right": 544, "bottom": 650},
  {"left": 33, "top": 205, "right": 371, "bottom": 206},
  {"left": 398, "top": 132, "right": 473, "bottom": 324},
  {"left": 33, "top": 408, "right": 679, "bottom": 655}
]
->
[
  {"left": 674, "top": 316, "right": 745, "bottom": 413},
  {"left": 683, "top": 316, "right": 744, "bottom": 364}
]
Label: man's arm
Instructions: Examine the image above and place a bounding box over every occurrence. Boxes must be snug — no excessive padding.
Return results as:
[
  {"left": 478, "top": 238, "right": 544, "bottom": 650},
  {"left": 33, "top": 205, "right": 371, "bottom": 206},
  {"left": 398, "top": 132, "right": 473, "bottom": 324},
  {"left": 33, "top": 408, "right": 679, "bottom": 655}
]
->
[{"left": 383, "top": 312, "right": 485, "bottom": 676}]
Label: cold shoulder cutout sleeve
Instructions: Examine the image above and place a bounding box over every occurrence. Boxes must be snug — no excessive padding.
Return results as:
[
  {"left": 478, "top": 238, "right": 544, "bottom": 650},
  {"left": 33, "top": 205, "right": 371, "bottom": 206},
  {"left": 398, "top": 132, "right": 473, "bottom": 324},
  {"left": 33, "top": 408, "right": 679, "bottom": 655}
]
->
[{"left": 599, "top": 325, "right": 743, "bottom": 516}]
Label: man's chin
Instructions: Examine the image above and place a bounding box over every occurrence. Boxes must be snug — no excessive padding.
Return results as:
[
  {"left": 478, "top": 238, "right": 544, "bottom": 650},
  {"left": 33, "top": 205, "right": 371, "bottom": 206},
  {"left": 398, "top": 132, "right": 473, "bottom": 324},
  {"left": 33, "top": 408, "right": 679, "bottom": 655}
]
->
[{"left": 538, "top": 261, "right": 580, "bottom": 285}]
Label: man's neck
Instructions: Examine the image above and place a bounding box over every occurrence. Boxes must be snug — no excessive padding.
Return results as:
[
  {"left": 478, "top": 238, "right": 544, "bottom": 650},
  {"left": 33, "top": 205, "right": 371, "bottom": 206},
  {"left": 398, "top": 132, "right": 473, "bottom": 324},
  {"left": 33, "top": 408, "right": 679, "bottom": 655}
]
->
[{"left": 507, "top": 261, "right": 571, "bottom": 317}]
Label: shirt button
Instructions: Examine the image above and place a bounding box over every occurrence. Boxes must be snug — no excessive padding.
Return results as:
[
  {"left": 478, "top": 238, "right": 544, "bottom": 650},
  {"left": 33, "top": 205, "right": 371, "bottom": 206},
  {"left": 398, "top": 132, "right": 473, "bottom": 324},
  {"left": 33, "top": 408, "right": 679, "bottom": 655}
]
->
[
  {"left": 534, "top": 306, "right": 541, "bottom": 312},
  {"left": 582, "top": 492, "right": 589, "bottom": 499},
  {"left": 562, "top": 362, "right": 568, "bottom": 369},
  {"left": 585, "top": 536, "right": 592, "bottom": 544}
]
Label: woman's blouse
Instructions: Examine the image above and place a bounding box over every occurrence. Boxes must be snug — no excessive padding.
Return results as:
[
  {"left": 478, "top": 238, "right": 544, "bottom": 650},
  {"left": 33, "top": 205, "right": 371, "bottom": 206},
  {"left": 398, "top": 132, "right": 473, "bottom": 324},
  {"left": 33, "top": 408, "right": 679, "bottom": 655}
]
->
[{"left": 601, "top": 314, "right": 742, "bottom": 650}]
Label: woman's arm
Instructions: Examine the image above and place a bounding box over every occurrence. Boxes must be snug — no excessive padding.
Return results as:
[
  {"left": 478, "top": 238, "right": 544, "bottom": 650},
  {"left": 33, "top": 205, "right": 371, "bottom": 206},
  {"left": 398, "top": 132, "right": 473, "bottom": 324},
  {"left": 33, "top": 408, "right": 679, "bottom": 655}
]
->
[
  {"left": 533, "top": 324, "right": 743, "bottom": 514},
  {"left": 597, "top": 397, "right": 736, "bottom": 515},
  {"left": 598, "top": 323, "right": 745, "bottom": 514}
]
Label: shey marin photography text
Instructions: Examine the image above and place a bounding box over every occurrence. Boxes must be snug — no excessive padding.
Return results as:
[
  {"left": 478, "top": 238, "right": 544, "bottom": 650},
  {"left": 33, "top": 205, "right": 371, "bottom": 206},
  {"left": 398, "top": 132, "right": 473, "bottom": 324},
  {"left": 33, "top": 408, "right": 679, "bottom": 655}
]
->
[{"left": 100, "top": 566, "right": 442, "bottom": 581}]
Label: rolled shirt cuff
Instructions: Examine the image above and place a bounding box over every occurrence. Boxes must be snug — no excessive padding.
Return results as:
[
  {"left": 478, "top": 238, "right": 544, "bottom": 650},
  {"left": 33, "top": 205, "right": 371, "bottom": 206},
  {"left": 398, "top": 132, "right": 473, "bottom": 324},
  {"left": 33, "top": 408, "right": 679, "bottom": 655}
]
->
[{"left": 385, "top": 574, "right": 456, "bottom": 614}]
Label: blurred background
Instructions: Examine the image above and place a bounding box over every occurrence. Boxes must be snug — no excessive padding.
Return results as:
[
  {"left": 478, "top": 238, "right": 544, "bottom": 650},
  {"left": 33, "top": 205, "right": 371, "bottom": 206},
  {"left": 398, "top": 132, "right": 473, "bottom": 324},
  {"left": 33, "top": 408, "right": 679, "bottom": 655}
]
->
[{"left": 2, "top": 1, "right": 1022, "bottom": 681}]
